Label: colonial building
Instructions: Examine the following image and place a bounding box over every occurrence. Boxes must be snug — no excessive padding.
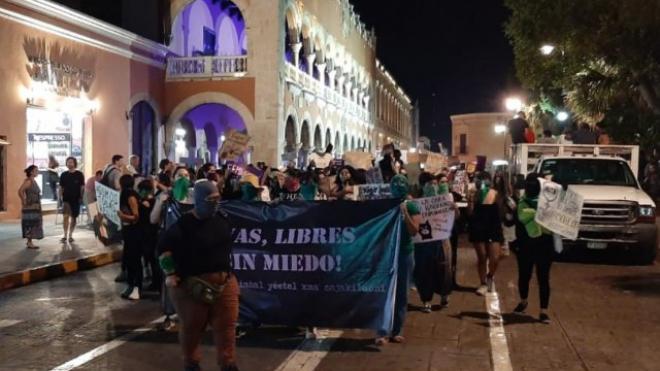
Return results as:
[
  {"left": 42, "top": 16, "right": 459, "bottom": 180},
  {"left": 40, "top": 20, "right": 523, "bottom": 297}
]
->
[
  {"left": 0, "top": 0, "right": 413, "bottom": 219},
  {"left": 450, "top": 112, "right": 514, "bottom": 165}
]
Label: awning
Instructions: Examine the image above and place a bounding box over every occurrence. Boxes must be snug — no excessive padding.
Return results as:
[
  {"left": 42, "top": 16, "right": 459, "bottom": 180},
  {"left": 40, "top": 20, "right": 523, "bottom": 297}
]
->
[{"left": 0, "top": 139, "right": 10, "bottom": 145}]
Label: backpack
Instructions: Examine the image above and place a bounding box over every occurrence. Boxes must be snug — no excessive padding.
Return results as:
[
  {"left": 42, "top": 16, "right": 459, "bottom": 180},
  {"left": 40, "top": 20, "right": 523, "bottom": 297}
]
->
[{"left": 100, "top": 166, "right": 119, "bottom": 187}]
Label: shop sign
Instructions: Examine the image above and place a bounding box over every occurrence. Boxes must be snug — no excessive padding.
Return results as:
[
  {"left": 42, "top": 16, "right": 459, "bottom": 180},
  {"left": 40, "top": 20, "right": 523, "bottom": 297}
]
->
[
  {"left": 28, "top": 133, "right": 71, "bottom": 142},
  {"left": 27, "top": 56, "right": 94, "bottom": 97}
]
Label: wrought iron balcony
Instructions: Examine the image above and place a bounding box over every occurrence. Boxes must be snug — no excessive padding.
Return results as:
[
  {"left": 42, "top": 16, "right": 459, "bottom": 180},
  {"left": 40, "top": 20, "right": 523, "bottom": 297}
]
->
[{"left": 166, "top": 55, "right": 248, "bottom": 81}]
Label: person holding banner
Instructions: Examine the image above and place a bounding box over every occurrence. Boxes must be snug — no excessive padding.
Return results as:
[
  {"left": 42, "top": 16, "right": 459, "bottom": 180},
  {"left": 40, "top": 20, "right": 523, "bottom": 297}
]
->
[
  {"left": 467, "top": 171, "right": 504, "bottom": 295},
  {"left": 513, "top": 173, "right": 554, "bottom": 324},
  {"left": 375, "top": 174, "right": 422, "bottom": 346},
  {"left": 331, "top": 166, "right": 357, "bottom": 200},
  {"left": 158, "top": 181, "right": 240, "bottom": 371}
]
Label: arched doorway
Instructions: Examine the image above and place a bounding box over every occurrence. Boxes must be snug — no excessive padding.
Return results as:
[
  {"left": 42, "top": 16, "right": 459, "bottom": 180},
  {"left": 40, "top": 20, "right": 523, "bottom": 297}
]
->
[
  {"left": 301, "top": 121, "right": 310, "bottom": 150},
  {"left": 130, "top": 101, "right": 157, "bottom": 175},
  {"left": 335, "top": 131, "right": 341, "bottom": 155},
  {"left": 314, "top": 125, "right": 323, "bottom": 152},
  {"left": 284, "top": 115, "right": 297, "bottom": 163},
  {"left": 325, "top": 128, "right": 332, "bottom": 149},
  {"left": 343, "top": 134, "right": 348, "bottom": 153}
]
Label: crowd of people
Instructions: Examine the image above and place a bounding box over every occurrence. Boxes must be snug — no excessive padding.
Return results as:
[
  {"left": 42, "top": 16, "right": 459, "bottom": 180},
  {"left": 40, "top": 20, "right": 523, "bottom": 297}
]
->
[{"left": 19, "top": 145, "right": 562, "bottom": 371}]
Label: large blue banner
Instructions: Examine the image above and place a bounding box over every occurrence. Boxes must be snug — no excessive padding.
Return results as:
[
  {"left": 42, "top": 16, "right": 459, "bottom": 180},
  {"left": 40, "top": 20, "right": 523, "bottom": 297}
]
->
[{"left": 222, "top": 199, "right": 402, "bottom": 330}]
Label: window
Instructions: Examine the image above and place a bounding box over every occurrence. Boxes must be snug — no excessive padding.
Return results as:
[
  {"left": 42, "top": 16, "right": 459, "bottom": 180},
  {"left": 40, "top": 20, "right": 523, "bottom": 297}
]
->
[
  {"left": 459, "top": 134, "right": 467, "bottom": 154},
  {"left": 539, "top": 159, "right": 637, "bottom": 187}
]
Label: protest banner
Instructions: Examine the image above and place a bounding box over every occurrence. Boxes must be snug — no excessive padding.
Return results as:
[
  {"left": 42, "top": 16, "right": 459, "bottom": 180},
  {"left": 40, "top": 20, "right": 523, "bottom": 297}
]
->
[
  {"left": 535, "top": 179, "right": 584, "bottom": 240},
  {"left": 343, "top": 151, "right": 373, "bottom": 170},
  {"left": 412, "top": 194, "right": 456, "bottom": 243},
  {"left": 95, "top": 182, "right": 120, "bottom": 226},
  {"left": 223, "top": 199, "right": 402, "bottom": 330},
  {"left": 219, "top": 129, "right": 251, "bottom": 161},
  {"left": 365, "top": 166, "right": 384, "bottom": 184},
  {"left": 354, "top": 183, "right": 392, "bottom": 200}
]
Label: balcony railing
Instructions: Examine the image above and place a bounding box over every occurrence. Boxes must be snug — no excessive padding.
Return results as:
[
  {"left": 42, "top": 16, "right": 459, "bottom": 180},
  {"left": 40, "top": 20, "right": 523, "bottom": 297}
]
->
[
  {"left": 166, "top": 55, "right": 248, "bottom": 81},
  {"left": 285, "top": 64, "right": 370, "bottom": 123}
]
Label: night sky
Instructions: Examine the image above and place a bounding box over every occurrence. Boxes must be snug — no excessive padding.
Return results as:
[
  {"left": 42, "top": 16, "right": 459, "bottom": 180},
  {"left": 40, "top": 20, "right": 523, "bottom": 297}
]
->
[{"left": 352, "top": 0, "right": 520, "bottom": 152}]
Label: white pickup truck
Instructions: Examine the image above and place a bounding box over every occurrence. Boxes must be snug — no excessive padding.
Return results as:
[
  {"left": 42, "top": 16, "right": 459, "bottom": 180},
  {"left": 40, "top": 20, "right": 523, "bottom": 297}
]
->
[{"left": 510, "top": 144, "right": 657, "bottom": 264}]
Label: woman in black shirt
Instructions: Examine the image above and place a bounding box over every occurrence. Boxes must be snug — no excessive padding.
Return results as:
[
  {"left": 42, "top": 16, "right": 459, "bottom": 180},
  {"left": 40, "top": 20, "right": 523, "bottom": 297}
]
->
[{"left": 117, "top": 175, "right": 142, "bottom": 300}]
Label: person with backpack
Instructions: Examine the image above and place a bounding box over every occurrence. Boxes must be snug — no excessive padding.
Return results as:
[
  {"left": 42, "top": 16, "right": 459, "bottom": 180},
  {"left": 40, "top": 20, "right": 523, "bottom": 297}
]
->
[{"left": 102, "top": 155, "right": 125, "bottom": 191}]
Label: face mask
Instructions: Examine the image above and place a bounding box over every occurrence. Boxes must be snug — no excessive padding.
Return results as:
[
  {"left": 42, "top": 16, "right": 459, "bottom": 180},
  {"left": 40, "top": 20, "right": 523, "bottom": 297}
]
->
[
  {"left": 423, "top": 183, "right": 438, "bottom": 197},
  {"left": 195, "top": 199, "right": 217, "bottom": 219},
  {"left": 390, "top": 175, "right": 409, "bottom": 199},
  {"left": 438, "top": 183, "right": 449, "bottom": 195},
  {"left": 172, "top": 177, "right": 190, "bottom": 201},
  {"left": 139, "top": 190, "right": 151, "bottom": 199},
  {"left": 194, "top": 181, "right": 219, "bottom": 219}
]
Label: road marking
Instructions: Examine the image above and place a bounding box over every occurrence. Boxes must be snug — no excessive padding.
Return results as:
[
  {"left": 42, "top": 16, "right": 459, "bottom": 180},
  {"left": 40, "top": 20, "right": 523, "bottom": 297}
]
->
[
  {"left": 485, "top": 292, "right": 513, "bottom": 371},
  {"left": 0, "top": 319, "right": 22, "bottom": 329},
  {"left": 49, "top": 316, "right": 165, "bottom": 371},
  {"left": 274, "top": 329, "right": 343, "bottom": 371}
]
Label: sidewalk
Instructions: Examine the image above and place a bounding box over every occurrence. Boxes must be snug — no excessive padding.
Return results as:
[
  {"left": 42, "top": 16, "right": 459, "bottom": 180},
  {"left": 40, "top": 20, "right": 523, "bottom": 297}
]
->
[{"left": 0, "top": 214, "right": 121, "bottom": 292}]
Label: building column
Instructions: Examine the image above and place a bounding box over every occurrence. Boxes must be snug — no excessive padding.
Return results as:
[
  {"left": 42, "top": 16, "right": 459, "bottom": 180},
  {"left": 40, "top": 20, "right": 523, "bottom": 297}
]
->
[
  {"left": 316, "top": 63, "right": 327, "bottom": 85},
  {"left": 328, "top": 70, "right": 337, "bottom": 90},
  {"left": 291, "top": 43, "right": 302, "bottom": 68},
  {"left": 337, "top": 74, "right": 346, "bottom": 95},
  {"left": 306, "top": 53, "right": 316, "bottom": 75}
]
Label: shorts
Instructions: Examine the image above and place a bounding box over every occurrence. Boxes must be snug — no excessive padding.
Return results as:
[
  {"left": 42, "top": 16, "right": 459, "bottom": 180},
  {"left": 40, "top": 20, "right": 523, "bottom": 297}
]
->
[
  {"left": 468, "top": 220, "right": 504, "bottom": 243},
  {"left": 63, "top": 201, "right": 81, "bottom": 218}
]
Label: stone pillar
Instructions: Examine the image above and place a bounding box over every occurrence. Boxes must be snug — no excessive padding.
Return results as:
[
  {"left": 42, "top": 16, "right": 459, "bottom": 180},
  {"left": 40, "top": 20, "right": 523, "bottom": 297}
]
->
[
  {"left": 291, "top": 43, "right": 302, "bottom": 68},
  {"left": 337, "top": 74, "right": 346, "bottom": 95},
  {"left": 328, "top": 70, "right": 337, "bottom": 90},
  {"left": 306, "top": 53, "right": 316, "bottom": 75},
  {"left": 316, "top": 63, "right": 327, "bottom": 85}
]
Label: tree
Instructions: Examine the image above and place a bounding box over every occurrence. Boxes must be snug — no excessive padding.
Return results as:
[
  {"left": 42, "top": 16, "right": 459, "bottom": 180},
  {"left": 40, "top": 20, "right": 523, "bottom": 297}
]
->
[{"left": 504, "top": 0, "right": 660, "bottom": 146}]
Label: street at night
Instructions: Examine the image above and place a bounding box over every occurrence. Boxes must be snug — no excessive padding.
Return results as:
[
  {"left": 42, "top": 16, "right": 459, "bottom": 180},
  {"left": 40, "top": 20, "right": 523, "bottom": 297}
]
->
[{"left": 2, "top": 0, "right": 660, "bottom": 370}]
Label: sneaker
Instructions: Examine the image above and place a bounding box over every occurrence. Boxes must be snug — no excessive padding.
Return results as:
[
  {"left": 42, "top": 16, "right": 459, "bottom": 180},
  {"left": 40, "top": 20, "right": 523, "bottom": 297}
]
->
[
  {"left": 513, "top": 302, "right": 528, "bottom": 314},
  {"left": 127, "top": 287, "right": 140, "bottom": 300},
  {"left": 374, "top": 337, "right": 388, "bottom": 346},
  {"left": 390, "top": 335, "right": 405, "bottom": 343},
  {"left": 422, "top": 302, "right": 432, "bottom": 313},
  {"left": 486, "top": 276, "right": 495, "bottom": 293},
  {"left": 114, "top": 271, "right": 127, "bottom": 283},
  {"left": 440, "top": 296, "right": 449, "bottom": 309},
  {"left": 476, "top": 285, "right": 488, "bottom": 296},
  {"left": 120, "top": 286, "right": 133, "bottom": 299},
  {"left": 60, "top": 237, "right": 67, "bottom": 243},
  {"left": 68, "top": 237, "right": 74, "bottom": 243},
  {"left": 539, "top": 312, "right": 550, "bottom": 324}
]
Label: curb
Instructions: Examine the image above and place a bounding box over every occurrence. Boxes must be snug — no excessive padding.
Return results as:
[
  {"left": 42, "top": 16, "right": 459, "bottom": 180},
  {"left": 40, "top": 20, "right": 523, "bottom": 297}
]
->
[{"left": 0, "top": 247, "right": 122, "bottom": 292}]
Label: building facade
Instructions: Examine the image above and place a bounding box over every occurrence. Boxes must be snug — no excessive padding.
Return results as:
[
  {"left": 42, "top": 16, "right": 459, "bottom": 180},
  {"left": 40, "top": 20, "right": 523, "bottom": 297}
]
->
[
  {"left": 450, "top": 112, "right": 513, "bottom": 165},
  {"left": 0, "top": 0, "right": 413, "bottom": 219}
]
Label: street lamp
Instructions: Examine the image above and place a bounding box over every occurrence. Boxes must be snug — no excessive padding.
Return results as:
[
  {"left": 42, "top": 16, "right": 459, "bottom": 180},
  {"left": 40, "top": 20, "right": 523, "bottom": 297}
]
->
[
  {"left": 556, "top": 111, "right": 569, "bottom": 122},
  {"left": 540, "top": 44, "right": 556, "bottom": 56},
  {"left": 504, "top": 97, "right": 523, "bottom": 112},
  {"left": 494, "top": 124, "right": 507, "bottom": 134}
]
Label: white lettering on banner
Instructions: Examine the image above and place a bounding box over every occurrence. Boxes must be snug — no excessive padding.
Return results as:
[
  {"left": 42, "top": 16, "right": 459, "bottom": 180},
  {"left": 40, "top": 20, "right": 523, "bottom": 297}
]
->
[
  {"left": 535, "top": 179, "right": 584, "bottom": 240},
  {"left": 95, "top": 182, "right": 120, "bottom": 226},
  {"left": 412, "top": 194, "right": 456, "bottom": 243},
  {"left": 232, "top": 227, "right": 356, "bottom": 246},
  {"left": 355, "top": 184, "right": 392, "bottom": 200}
]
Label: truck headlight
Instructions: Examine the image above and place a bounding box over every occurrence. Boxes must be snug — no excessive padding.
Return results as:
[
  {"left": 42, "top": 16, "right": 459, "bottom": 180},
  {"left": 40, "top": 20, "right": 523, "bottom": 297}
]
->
[{"left": 638, "top": 206, "right": 656, "bottom": 223}]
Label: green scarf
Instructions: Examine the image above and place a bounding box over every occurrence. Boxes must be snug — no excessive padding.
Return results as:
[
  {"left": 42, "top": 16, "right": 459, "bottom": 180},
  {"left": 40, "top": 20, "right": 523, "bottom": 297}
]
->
[
  {"left": 479, "top": 184, "right": 490, "bottom": 204},
  {"left": 422, "top": 183, "right": 438, "bottom": 197},
  {"left": 438, "top": 183, "right": 449, "bottom": 195},
  {"left": 172, "top": 177, "right": 190, "bottom": 201}
]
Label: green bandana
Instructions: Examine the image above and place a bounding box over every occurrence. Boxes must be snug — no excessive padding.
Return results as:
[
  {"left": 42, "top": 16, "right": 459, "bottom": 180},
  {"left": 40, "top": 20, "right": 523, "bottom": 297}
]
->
[
  {"left": 438, "top": 183, "right": 449, "bottom": 195},
  {"left": 479, "top": 184, "right": 490, "bottom": 204},
  {"left": 423, "top": 183, "right": 438, "bottom": 197},
  {"left": 172, "top": 177, "right": 190, "bottom": 201}
]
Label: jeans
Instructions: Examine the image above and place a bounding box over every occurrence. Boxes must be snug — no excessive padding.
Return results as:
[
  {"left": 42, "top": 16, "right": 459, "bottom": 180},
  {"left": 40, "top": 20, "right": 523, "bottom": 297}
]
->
[
  {"left": 516, "top": 234, "right": 554, "bottom": 309},
  {"left": 378, "top": 252, "right": 414, "bottom": 337},
  {"left": 122, "top": 225, "right": 143, "bottom": 289}
]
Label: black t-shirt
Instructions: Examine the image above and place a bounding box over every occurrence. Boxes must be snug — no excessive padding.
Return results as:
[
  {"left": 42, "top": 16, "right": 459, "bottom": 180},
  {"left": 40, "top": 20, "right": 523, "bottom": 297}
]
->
[
  {"left": 508, "top": 118, "right": 529, "bottom": 144},
  {"left": 158, "top": 212, "right": 233, "bottom": 278},
  {"left": 158, "top": 171, "right": 172, "bottom": 188},
  {"left": 59, "top": 170, "right": 85, "bottom": 202}
]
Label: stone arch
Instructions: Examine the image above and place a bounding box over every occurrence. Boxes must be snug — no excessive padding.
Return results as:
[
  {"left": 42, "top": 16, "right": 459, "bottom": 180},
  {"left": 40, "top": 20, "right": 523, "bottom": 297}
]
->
[
  {"left": 313, "top": 124, "right": 323, "bottom": 151},
  {"left": 127, "top": 93, "right": 163, "bottom": 167},
  {"left": 325, "top": 128, "right": 332, "bottom": 148},
  {"left": 284, "top": 115, "right": 297, "bottom": 153},
  {"left": 215, "top": 13, "right": 241, "bottom": 56},
  {"left": 335, "top": 131, "right": 341, "bottom": 155},
  {"left": 300, "top": 120, "right": 311, "bottom": 151}
]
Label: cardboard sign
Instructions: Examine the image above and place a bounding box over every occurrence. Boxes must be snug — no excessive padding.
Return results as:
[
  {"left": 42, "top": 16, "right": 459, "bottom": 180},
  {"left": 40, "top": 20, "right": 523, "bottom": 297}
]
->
[
  {"left": 425, "top": 152, "right": 447, "bottom": 174},
  {"left": 309, "top": 152, "right": 333, "bottom": 169},
  {"left": 219, "top": 129, "right": 251, "bottom": 161},
  {"left": 366, "top": 167, "right": 384, "bottom": 184},
  {"left": 535, "top": 179, "right": 584, "bottom": 240},
  {"left": 95, "top": 182, "right": 120, "bottom": 227},
  {"left": 343, "top": 151, "right": 374, "bottom": 170},
  {"left": 355, "top": 184, "right": 393, "bottom": 201},
  {"left": 452, "top": 170, "right": 468, "bottom": 197},
  {"left": 412, "top": 194, "right": 456, "bottom": 243}
]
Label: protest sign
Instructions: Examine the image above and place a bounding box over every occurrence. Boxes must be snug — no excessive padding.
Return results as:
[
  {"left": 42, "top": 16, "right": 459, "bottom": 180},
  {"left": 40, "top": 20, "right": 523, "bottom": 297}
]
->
[
  {"left": 223, "top": 199, "right": 402, "bottom": 330},
  {"left": 535, "top": 179, "right": 584, "bottom": 240},
  {"left": 95, "top": 182, "right": 120, "bottom": 226},
  {"left": 219, "top": 129, "right": 251, "bottom": 161},
  {"left": 309, "top": 152, "right": 333, "bottom": 169},
  {"left": 365, "top": 166, "right": 384, "bottom": 184},
  {"left": 412, "top": 194, "right": 456, "bottom": 243},
  {"left": 452, "top": 170, "right": 468, "bottom": 197},
  {"left": 354, "top": 183, "right": 392, "bottom": 200},
  {"left": 343, "top": 151, "right": 373, "bottom": 170},
  {"left": 425, "top": 152, "right": 447, "bottom": 174}
]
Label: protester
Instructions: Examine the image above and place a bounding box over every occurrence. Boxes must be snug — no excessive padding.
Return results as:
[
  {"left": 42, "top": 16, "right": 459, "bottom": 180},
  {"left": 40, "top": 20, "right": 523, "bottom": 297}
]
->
[
  {"left": 493, "top": 172, "right": 514, "bottom": 256},
  {"left": 375, "top": 174, "right": 421, "bottom": 346},
  {"left": 507, "top": 111, "right": 530, "bottom": 144},
  {"left": 414, "top": 172, "right": 454, "bottom": 313},
  {"left": 378, "top": 144, "right": 396, "bottom": 182},
  {"left": 643, "top": 164, "right": 660, "bottom": 201},
  {"left": 102, "top": 155, "right": 125, "bottom": 190},
  {"left": 47, "top": 155, "right": 59, "bottom": 201},
  {"left": 332, "top": 165, "right": 357, "bottom": 200},
  {"left": 513, "top": 173, "right": 554, "bottom": 324},
  {"left": 117, "top": 174, "right": 142, "bottom": 300},
  {"left": 537, "top": 130, "right": 556, "bottom": 144},
  {"left": 158, "top": 181, "right": 240, "bottom": 371},
  {"left": 572, "top": 123, "right": 598, "bottom": 144},
  {"left": 158, "top": 158, "right": 174, "bottom": 190},
  {"left": 239, "top": 173, "right": 262, "bottom": 201},
  {"left": 196, "top": 163, "right": 216, "bottom": 182},
  {"left": 558, "top": 128, "right": 573, "bottom": 144},
  {"left": 137, "top": 179, "right": 161, "bottom": 292},
  {"left": 172, "top": 166, "right": 194, "bottom": 204},
  {"left": 84, "top": 170, "right": 103, "bottom": 205},
  {"left": 467, "top": 171, "right": 504, "bottom": 295},
  {"left": 127, "top": 154, "right": 141, "bottom": 176},
  {"left": 300, "top": 169, "right": 319, "bottom": 201},
  {"left": 19, "top": 165, "right": 43, "bottom": 249},
  {"left": 59, "top": 157, "right": 85, "bottom": 243},
  {"left": 596, "top": 123, "right": 611, "bottom": 145}
]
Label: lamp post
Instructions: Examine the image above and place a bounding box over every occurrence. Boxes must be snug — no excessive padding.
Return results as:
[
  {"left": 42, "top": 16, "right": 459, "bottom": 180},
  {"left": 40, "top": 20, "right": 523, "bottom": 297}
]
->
[{"left": 504, "top": 97, "right": 523, "bottom": 113}]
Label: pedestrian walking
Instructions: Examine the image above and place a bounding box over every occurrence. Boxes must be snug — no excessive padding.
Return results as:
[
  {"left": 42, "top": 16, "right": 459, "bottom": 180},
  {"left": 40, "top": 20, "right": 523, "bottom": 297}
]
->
[
  {"left": 158, "top": 181, "right": 240, "bottom": 371},
  {"left": 375, "top": 174, "right": 421, "bottom": 346},
  {"left": 47, "top": 155, "right": 59, "bottom": 201},
  {"left": 84, "top": 170, "right": 103, "bottom": 205},
  {"left": 117, "top": 174, "right": 143, "bottom": 300},
  {"left": 18, "top": 165, "right": 43, "bottom": 249},
  {"left": 102, "top": 155, "right": 125, "bottom": 191},
  {"left": 513, "top": 173, "right": 554, "bottom": 324},
  {"left": 59, "top": 157, "right": 84, "bottom": 243},
  {"left": 467, "top": 171, "right": 504, "bottom": 295}
]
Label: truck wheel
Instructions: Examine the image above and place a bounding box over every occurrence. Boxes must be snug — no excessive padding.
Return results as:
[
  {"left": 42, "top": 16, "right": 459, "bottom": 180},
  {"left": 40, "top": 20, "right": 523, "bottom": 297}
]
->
[{"left": 637, "top": 245, "right": 658, "bottom": 265}]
